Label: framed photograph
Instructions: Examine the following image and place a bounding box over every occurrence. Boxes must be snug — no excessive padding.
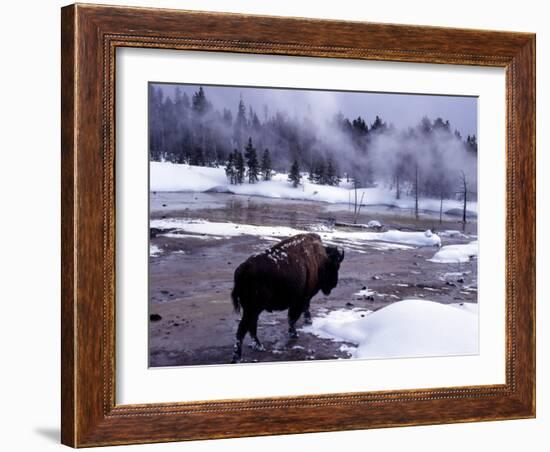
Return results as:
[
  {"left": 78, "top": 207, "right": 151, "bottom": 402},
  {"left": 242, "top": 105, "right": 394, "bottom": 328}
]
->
[{"left": 61, "top": 3, "right": 536, "bottom": 447}]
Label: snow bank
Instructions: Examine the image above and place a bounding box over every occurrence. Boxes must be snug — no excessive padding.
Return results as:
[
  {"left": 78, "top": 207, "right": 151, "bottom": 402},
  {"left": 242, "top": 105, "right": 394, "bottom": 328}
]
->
[
  {"left": 354, "top": 287, "right": 375, "bottom": 298},
  {"left": 367, "top": 220, "right": 382, "bottom": 229},
  {"left": 151, "top": 218, "right": 306, "bottom": 239},
  {"left": 302, "top": 299, "right": 478, "bottom": 359},
  {"left": 336, "top": 229, "right": 441, "bottom": 248},
  {"left": 428, "top": 241, "right": 478, "bottom": 263},
  {"left": 150, "top": 218, "right": 441, "bottom": 248},
  {"left": 149, "top": 244, "right": 162, "bottom": 257},
  {"left": 150, "top": 163, "right": 478, "bottom": 214},
  {"left": 301, "top": 308, "right": 372, "bottom": 344},
  {"left": 439, "top": 230, "right": 464, "bottom": 238},
  {"left": 151, "top": 163, "right": 227, "bottom": 192},
  {"left": 441, "top": 271, "right": 470, "bottom": 281}
]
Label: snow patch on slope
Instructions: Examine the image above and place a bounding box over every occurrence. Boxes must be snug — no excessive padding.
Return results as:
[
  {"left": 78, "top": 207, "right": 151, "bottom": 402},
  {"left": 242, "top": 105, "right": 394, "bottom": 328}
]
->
[
  {"left": 150, "top": 163, "right": 478, "bottom": 214},
  {"left": 150, "top": 218, "right": 442, "bottom": 248},
  {"left": 302, "top": 299, "right": 478, "bottom": 359},
  {"left": 149, "top": 244, "right": 162, "bottom": 257},
  {"left": 428, "top": 241, "right": 478, "bottom": 263}
]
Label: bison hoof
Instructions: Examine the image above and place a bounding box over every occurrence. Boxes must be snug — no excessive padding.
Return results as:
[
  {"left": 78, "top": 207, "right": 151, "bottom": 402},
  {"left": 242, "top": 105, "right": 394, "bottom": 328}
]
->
[
  {"left": 303, "top": 317, "right": 313, "bottom": 325},
  {"left": 231, "top": 354, "right": 242, "bottom": 364},
  {"left": 288, "top": 330, "right": 299, "bottom": 339},
  {"left": 249, "top": 341, "right": 265, "bottom": 352}
]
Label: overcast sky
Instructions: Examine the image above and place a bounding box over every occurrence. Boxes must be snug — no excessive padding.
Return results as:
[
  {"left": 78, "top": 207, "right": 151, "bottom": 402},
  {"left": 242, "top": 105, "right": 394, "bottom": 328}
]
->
[{"left": 154, "top": 82, "right": 477, "bottom": 138}]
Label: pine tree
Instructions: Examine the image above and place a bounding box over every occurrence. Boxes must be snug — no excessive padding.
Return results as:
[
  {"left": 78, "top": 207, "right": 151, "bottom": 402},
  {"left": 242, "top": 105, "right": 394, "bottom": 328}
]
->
[
  {"left": 234, "top": 151, "right": 245, "bottom": 184},
  {"left": 191, "top": 87, "right": 212, "bottom": 116},
  {"left": 244, "top": 137, "right": 259, "bottom": 183},
  {"left": 260, "top": 148, "right": 273, "bottom": 181},
  {"left": 308, "top": 166, "right": 316, "bottom": 183},
  {"left": 288, "top": 159, "right": 301, "bottom": 188},
  {"left": 190, "top": 147, "right": 205, "bottom": 166},
  {"left": 466, "top": 134, "right": 478, "bottom": 153},
  {"left": 371, "top": 115, "right": 386, "bottom": 133},
  {"left": 225, "top": 152, "right": 236, "bottom": 184},
  {"left": 316, "top": 160, "right": 327, "bottom": 185},
  {"left": 326, "top": 158, "right": 339, "bottom": 186},
  {"left": 233, "top": 98, "right": 247, "bottom": 149}
]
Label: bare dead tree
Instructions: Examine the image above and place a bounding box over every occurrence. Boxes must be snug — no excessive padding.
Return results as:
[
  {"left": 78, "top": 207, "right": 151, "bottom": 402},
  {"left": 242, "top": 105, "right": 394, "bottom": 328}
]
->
[
  {"left": 458, "top": 170, "right": 468, "bottom": 230},
  {"left": 439, "top": 192, "right": 444, "bottom": 224},
  {"left": 395, "top": 172, "right": 401, "bottom": 200},
  {"left": 414, "top": 163, "right": 420, "bottom": 221},
  {"left": 354, "top": 178, "right": 358, "bottom": 218},
  {"left": 353, "top": 192, "right": 366, "bottom": 224}
]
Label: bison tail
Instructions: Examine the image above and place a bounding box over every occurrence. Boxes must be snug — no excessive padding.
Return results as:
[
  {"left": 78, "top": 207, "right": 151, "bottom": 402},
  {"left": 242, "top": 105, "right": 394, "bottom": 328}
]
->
[{"left": 231, "top": 286, "right": 241, "bottom": 313}]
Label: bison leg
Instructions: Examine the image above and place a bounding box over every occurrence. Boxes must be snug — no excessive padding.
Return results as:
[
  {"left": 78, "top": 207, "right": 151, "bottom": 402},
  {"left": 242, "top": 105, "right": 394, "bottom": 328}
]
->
[
  {"left": 231, "top": 312, "right": 251, "bottom": 363},
  {"left": 231, "top": 342, "right": 242, "bottom": 364},
  {"left": 248, "top": 315, "right": 265, "bottom": 352},
  {"left": 288, "top": 304, "right": 303, "bottom": 338},
  {"left": 303, "top": 298, "right": 313, "bottom": 325},
  {"left": 232, "top": 310, "right": 263, "bottom": 363}
]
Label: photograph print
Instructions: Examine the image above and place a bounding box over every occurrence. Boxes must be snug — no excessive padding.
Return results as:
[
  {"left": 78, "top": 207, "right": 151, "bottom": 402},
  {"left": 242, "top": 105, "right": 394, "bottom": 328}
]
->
[{"left": 148, "top": 83, "right": 479, "bottom": 366}]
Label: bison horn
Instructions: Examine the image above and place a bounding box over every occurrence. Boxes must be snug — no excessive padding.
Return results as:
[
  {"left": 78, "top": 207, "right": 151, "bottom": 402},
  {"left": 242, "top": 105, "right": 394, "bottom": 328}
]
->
[{"left": 338, "top": 248, "right": 345, "bottom": 262}]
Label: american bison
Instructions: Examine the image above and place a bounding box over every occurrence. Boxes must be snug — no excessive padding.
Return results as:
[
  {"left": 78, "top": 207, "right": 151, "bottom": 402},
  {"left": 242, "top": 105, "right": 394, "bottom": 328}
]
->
[{"left": 230, "top": 233, "right": 344, "bottom": 363}]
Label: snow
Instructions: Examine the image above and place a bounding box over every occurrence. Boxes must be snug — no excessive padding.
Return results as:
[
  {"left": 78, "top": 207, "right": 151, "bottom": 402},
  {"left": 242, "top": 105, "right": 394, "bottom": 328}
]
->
[
  {"left": 302, "top": 299, "right": 478, "bottom": 359},
  {"left": 442, "top": 271, "right": 468, "bottom": 279},
  {"left": 150, "top": 217, "right": 442, "bottom": 249},
  {"left": 150, "top": 163, "right": 478, "bottom": 214},
  {"left": 151, "top": 218, "right": 304, "bottom": 239},
  {"left": 438, "top": 230, "right": 467, "bottom": 238},
  {"left": 301, "top": 308, "right": 372, "bottom": 344},
  {"left": 354, "top": 287, "right": 375, "bottom": 298},
  {"left": 150, "top": 162, "right": 227, "bottom": 192},
  {"left": 339, "top": 344, "right": 356, "bottom": 356},
  {"left": 367, "top": 220, "right": 382, "bottom": 228},
  {"left": 361, "top": 229, "right": 440, "bottom": 247},
  {"left": 451, "top": 302, "right": 479, "bottom": 315},
  {"left": 149, "top": 244, "right": 162, "bottom": 257},
  {"left": 428, "top": 241, "right": 478, "bottom": 263},
  {"left": 161, "top": 232, "right": 226, "bottom": 240}
]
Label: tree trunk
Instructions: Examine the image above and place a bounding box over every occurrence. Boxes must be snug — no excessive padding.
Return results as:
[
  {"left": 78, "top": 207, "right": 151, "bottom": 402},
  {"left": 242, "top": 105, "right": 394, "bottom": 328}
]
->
[
  {"left": 414, "top": 164, "right": 419, "bottom": 221},
  {"left": 353, "top": 192, "right": 365, "bottom": 224},
  {"left": 396, "top": 174, "right": 401, "bottom": 200},
  {"left": 462, "top": 195, "right": 467, "bottom": 229},
  {"left": 460, "top": 171, "right": 468, "bottom": 231},
  {"left": 354, "top": 180, "right": 358, "bottom": 221}
]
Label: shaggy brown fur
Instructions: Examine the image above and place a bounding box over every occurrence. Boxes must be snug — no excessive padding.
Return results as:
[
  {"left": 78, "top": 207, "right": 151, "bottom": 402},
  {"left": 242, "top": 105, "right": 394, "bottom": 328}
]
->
[{"left": 231, "top": 233, "right": 344, "bottom": 363}]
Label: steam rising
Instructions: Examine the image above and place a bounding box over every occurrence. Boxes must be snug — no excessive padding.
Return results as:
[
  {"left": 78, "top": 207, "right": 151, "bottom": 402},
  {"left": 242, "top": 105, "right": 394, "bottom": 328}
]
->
[{"left": 149, "top": 84, "right": 477, "bottom": 199}]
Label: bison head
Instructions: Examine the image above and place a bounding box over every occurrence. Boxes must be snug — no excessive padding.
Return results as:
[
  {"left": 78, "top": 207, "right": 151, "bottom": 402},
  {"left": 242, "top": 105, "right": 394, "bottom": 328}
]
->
[{"left": 320, "top": 246, "right": 345, "bottom": 295}]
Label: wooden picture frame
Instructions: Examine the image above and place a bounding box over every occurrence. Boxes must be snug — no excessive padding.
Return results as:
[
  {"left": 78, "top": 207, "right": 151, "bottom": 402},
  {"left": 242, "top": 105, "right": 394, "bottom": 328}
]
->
[{"left": 61, "top": 3, "right": 536, "bottom": 447}]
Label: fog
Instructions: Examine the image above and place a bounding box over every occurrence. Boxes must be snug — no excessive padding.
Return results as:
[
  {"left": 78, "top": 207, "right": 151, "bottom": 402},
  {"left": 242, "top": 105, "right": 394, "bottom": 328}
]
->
[{"left": 158, "top": 83, "right": 477, "bottom": 138}]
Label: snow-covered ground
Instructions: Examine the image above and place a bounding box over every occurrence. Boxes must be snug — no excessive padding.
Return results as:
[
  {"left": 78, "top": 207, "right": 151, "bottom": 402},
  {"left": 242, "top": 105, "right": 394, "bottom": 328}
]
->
[
  {"left": 301, "top": 299, "right": 478, "bottom": 359},
  {"left": 150, "top": 162, "right": 477, "bottom": 214},
  {"left": 428, "top": 241, "right": 478, "bottom": 263},
  {"left": 439, "top": 230, "right": 467, "bottom": 238},
  {"left": 149, "top": 244, "right": 162, "bottom": 257},
  {"left": 150, "top": 217, "right": 442, "bottom": 249},
  {"left": 354, "top": 287, "right": 375, "bottom": 298}
]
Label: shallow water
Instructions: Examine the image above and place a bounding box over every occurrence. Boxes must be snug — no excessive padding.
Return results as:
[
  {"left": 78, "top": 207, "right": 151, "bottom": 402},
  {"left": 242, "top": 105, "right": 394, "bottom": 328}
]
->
[{"left": 150, "top": 191, "right": 477, "bottom": 235}]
